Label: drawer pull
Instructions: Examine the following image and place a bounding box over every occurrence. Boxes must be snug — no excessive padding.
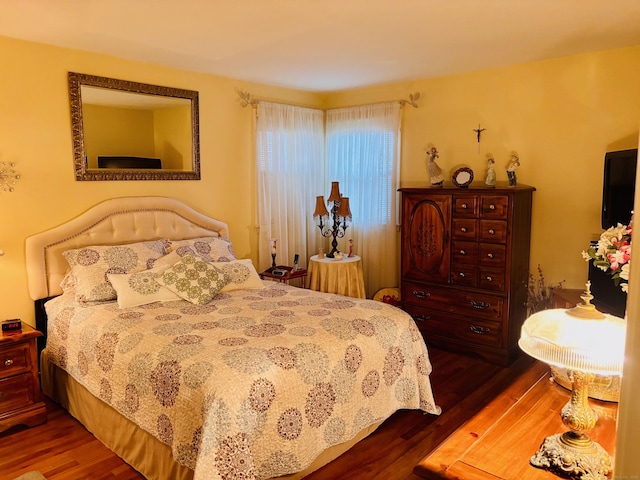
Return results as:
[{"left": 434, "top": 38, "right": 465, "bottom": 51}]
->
[
  {"left": 488, "top": 229, "right": 495, "bottom": 235},
  {"left": 461, "top": 227, "right": 467, "bottom": 233},
  {"left": 487, "top": 253, "right": 494, "bottom": 258},
  {"left": 470, "top": 300, "right": 491, "bottom": 310},
  {"left": 459, "top": 272, "right": 465, "bottom": 278},
  {"left": 414, "top": 314, "right": 431, "bottom": 322},
  {"left": 4, "top": 358, "right": 14, "bottom": 367},
  {"left": 412, "top": 289, "right": 431, "bottom": 299},
  {"left": 486, "top": 276, "right": 493, "bottom": 282},
  {"left": 489, "top": 204, "right": 496, "bottom": 210},
  {"left": 470, "top": 325, "right": 490, "bottom": 335},
  {"left": 460, "top": 249, "right": 466, "bottom": 255},
  {"left": 461, "top": 203, "right": 468, "bottom": 209}
]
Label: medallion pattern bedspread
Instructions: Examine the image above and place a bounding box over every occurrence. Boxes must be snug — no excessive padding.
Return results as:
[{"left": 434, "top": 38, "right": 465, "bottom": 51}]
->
[{"left": 44, "top": 282, "right": 440, "bottom": 480}]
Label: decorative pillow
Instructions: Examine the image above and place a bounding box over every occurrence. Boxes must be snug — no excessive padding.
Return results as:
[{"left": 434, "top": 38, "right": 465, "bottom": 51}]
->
[
  {"left": 108, "top": 264, "right": 180, "bottom": 309},
  {"left": 156, "top": 254, "right": 230, "bottom": 305},
  {"left": 167, "top": 236, "right": 236, "bottom": 263},
  {"left": 62, "top": 240, "right": 168, "bottom": 303},
  {"left": 217, "top": 259, "right": 265, "bottom": 292}
]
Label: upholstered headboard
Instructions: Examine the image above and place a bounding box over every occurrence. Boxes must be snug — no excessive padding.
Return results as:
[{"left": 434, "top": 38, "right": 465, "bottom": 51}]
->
[{"left": 25, "top": 196, "right": 230, "bottom": 300}]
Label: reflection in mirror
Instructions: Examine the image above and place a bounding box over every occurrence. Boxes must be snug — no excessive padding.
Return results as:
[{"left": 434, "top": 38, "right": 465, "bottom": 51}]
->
[{"left": 69, "top": 72, "right": 200, "bottom": 181}]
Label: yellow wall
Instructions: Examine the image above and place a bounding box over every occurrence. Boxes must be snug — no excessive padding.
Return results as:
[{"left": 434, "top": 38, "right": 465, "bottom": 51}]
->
[
  {"left": 0, "top": 35, "right": 321, "bottom": 324},
  {"left": 325, "top": 46, "right": 640, "bottom": 295}
]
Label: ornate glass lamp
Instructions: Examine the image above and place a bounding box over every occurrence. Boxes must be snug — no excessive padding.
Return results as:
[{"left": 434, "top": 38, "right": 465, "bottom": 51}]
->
[
  {"left": 518, "top": 283, "right": 626, "bottom": 480},
  {"left": 313, "top": 181, "right": 352, "bottom": 258}
]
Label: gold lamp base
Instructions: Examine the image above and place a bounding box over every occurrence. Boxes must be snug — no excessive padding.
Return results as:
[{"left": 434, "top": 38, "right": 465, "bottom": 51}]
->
[{"left": 531, "top": 431, "right": 612, "bottom": 480}]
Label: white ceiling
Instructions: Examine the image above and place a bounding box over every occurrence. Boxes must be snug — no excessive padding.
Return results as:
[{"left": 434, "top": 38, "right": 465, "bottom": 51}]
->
[{"left": 2, "top": 0, "right": 640, "bottom": 92}]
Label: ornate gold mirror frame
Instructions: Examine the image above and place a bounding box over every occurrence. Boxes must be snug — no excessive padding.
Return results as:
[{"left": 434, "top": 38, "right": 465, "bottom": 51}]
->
[{"left": 69, "top": 72, "right": 200, "bottom": 181}]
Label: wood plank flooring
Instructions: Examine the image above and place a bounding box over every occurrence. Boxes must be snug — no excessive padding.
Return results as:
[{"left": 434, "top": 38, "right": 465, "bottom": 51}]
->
[{"left": 0, "top": 346, "right": 536, "bottom": 480}]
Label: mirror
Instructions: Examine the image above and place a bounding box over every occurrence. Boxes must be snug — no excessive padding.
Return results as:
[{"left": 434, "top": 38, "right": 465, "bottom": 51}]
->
[{"left": 69, "top": 72, "right": 200, "bottom": 181}]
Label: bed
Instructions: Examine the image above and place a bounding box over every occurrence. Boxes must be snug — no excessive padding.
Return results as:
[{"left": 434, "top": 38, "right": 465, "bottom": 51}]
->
[{"left": 25, "top": 196, "right": 440, "bottom": 480}]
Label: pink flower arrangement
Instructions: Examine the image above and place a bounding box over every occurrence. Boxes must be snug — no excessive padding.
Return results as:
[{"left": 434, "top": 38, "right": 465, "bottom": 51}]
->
[{"left": 582, "top": 219, "right": 632, "bottom": 293}]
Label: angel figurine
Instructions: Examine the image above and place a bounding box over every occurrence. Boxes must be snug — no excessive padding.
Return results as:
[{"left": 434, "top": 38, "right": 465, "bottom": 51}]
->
[
  {"left": 427, "top": 147, "right": 444, "bottom": 187},
  {"left": 485, "top": 157, "right": 496, "bottom": 187}
]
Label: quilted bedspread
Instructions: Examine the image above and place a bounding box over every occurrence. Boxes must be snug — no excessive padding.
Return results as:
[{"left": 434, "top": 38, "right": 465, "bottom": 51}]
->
[{"left": 45, "top": 282, "right": 440, "bottom": 480}]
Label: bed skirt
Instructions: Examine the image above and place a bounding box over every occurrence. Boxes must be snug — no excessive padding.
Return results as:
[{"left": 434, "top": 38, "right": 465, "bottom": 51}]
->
[{"left": 40, "top": 350, "right": 381, "bottom": 480}]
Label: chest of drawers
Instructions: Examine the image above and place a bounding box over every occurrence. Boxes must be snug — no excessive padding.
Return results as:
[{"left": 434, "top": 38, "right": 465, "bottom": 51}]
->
[
  {"left": 400, "top": 183, "right": 535, "bottom": 365},
  {"left": 0, "top": 323, "right": 47, "bottom": 432}
]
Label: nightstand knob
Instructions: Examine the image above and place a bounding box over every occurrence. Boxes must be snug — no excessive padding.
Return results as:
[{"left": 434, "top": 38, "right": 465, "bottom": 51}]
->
[
  {"left": 487, "top": 253, "right": 494, "bottom": 258},
  {"left": 489, "top": 229, "right": 495, "bottom": 235},
  {"left": 486, "top": 276, "right": 493, "bottom": 282},
  {"left": 461, "top": 203, "right": 468, "bottom": 209},
  {"left": 461, "top": 227, "right": 467, "bottom": 233},
  {"left": 489, "top": 204, "right": 496, "bottom": 210},
  {"left": 460, "top": 249, "right": 466, "bottom": 255},
  {"left": 4, "top": 358, "right": 13, "bottom": 367},
  {"left": 459, "top": 272, "right": 465, "bottom": 278}
]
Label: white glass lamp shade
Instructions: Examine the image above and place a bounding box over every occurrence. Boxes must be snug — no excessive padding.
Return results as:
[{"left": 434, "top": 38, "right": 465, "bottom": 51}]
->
[{"left": 519, "top": 308, "right": 626, "bottom": 376}]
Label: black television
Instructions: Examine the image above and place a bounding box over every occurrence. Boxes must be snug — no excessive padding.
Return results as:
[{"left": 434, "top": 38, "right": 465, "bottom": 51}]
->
[
  {"left": 601, "top": 148, "right": 637, "bottom": 229},
  {"left": 97, "top": 156, "right": 162, "bottom": 169}
]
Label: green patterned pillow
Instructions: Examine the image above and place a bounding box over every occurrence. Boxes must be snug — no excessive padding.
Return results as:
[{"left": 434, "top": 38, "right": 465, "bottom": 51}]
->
[{"left": 156, "top": 254, "right": 230, "bottom": 305}]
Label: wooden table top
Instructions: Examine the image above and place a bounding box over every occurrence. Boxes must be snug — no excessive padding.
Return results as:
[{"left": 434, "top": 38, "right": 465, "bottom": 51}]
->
[{"left": 414, "top": 360, "right": 619, "bottom": 479}]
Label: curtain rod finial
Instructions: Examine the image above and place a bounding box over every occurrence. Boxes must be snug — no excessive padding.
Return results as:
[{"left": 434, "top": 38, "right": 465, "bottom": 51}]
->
[
  {"left": 236, "top": 88, "right": 256, "bottom": 108},
  {"left": 400, "top": 92, "right": 421, "bottom": 108}
]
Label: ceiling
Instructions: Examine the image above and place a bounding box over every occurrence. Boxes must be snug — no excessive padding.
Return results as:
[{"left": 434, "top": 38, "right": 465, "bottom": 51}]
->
[{"left": 2, "top": 0, "right": 640, "bottom": 92}]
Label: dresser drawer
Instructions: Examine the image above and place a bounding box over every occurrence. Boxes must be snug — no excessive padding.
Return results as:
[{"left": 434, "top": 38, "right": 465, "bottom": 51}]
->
[
  {"left": 478, "top": 267, "right": 506, "bottom": 292},
  {"left": 452, "top": 219, "right": 478, "bottom": 240},
  {"left": 480, "top": 220, "right": 507, "bottom": 243},
  {"left": 0, "top": 373, "right": 33, "bottom": 413},
  {"left": 479, "top": 243, "right": 506, "bottom": 266},
  {"left": 451, "top": 241, "right": 478, "bottom": 264},
  {"left": 402, "top": 281, "right": 504, "bottom": 321},
  {"left": 480, "top": 195, "right": 509, "bottom": 219},
  {"left": 451, "top": 264, "right": 477, "bottom": 288},
  {"left": 405, "top": 305, "right": 502, "bottom": 348},
  {"left": 453, "top": 195, "right": 478, "bottom": 217},
  {"left": 0, "top": 343, "right": 29, "bottom": 379}
]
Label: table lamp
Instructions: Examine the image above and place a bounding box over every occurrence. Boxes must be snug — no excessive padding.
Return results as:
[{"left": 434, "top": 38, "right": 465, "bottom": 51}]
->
[{"left": 518, "top": 282, "right": 626, "bottom": 480}]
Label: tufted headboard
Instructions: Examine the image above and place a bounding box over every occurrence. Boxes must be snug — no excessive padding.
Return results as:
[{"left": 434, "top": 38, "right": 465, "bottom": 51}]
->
[{"left": 25, "top": 196, "right": 230, "bottom": 301}]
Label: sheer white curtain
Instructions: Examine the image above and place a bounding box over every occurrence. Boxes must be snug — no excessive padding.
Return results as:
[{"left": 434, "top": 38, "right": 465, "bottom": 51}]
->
[
  {"left": 256, "top": 102, "right": 325, "bottom": 272},
  {"left": 325, "top": 102, "right": 402, "bottom": 297}
]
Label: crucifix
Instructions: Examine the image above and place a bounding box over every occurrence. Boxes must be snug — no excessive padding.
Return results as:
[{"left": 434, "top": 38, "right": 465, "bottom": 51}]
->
[{"left": 473, "top": 124, "right": 486, "bottom": 152}]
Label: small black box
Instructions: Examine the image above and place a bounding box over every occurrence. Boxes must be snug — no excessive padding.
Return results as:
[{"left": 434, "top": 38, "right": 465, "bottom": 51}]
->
[{"left": 2, "top": 318, "right": 22, "bottom": 332}]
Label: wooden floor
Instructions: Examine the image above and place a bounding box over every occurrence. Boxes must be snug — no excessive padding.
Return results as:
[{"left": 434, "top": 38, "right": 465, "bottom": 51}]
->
[{"left": 0, "top": 346, "right": 536, "bottom": 480}]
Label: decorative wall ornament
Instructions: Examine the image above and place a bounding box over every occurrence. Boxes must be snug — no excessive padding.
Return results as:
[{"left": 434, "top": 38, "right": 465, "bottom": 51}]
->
[{"left": 0, "top": 161, "right": 20, "bottom": 192}]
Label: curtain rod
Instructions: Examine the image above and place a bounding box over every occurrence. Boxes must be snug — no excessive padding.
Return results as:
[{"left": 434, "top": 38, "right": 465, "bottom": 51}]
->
[{"left": 237, "top": 88, "right": 421, "bottom": 110}]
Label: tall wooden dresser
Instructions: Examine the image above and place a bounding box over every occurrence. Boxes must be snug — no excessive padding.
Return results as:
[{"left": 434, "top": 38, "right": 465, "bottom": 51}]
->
[{"left": 400, "top": 183, "right": 535, "bottom": 366}]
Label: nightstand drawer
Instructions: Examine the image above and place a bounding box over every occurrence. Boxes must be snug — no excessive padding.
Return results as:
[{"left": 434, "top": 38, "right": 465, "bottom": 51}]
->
[
  {"left": 479, "top": 220, "right": 507, "bottom": 243},
  {"left": 453, "top": 195, "right": 479, "bottom": 217},
  {"left": 480, "top": 195, "right": 509, "bottom": 219},
  {"left": 0, "top": 373, "right": 33, "bottom": 412},
  {"left": 452, "top": 219, "right": 478, "bottom": 240},
  {"left": 451, "top": 241, "right": 478, "bottom": 264},
  {"left": 0, "top": 343, "right": 29, "bottom": 379}
]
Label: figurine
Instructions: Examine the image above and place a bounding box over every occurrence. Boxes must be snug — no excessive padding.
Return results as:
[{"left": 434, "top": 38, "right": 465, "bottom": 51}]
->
[
  {"left": 334, "top": 251, "right": 344, "bottom": 260},
  {"left": 506, "top": 154, "right": 520, "bottom": 186},
  {"left": 348, "top": 238, "right": 354, "bottom": 257},
  {"left": 485, "top": 157, "right": 496, "bottom": 187},
  {"left": 427, "top": 147, "right": 444, "bottom": 187},
  {"left": 318, "top": 248, "right": 325, "bottom": 259}
]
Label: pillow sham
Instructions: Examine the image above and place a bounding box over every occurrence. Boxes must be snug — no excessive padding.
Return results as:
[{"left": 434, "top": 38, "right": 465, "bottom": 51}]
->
[
  {"left": 167, "top": 236, "right": 236, "bottom": 263},
  {"left": 62, "top": 240, "right": 168, "bottom": 303},
  {"left": 217, "top": 259, "right": 265, "bottom": 292},
  {"left": 156, "top": 254, "right": 230, "bottom": 305},
  {"left": 108, "top": 264, "right": 180, "bottom": 309}
]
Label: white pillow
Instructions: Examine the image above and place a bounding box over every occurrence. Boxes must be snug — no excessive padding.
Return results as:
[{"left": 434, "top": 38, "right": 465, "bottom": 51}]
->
[
  {"left": 167, "top": 236, "right": 236, "bottom": 262},
  {"left": 108, "top": 264, "right": 180, "bottom": 309},
  {"left": 62, "top": 240, "right": 168, "bottom": 303},
  {"left": 156, "top": 254, "right": 230, "bottom": 305},
  {"left": 216, "top": 259, "right": 265, "bottom": 292}
]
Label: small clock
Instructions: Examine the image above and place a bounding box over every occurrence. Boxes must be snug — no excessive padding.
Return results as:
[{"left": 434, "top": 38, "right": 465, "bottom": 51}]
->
[
  {"left": 2, "top": 318, "right": 22, "bottom": 333},
  {"left": 452, "top": 167, "right": 474, "bottom": 188}
]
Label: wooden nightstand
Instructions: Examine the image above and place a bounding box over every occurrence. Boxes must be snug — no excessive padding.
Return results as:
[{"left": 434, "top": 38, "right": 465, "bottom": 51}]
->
[
  {"left": 0, "top": 324, "right": 47, "bottom": 433},
  {"left": 260, "top": 265, "right": 308, "bottom": 288}
]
